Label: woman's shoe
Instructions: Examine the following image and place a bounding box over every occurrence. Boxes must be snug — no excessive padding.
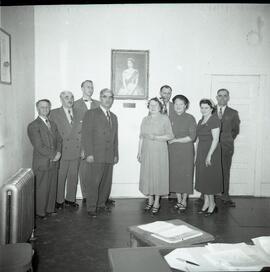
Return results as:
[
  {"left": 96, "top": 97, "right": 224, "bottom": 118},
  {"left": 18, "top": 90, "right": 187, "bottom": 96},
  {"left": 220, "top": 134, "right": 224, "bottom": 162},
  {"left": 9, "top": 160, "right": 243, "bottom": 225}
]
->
[
  {"left": 173, "top": 202, "right": 182, "bottom": 209},
  {"left": 151, "top": 205, "right": 160, "bottom": 215},
  {"left": 174, "top": 202, "right": 186, "bottom": 211},
  {"left": 144, "top": 202, "right": 153, "bottom": 212},
  {"left": 198, "top": 206, "right": 209, "bottom": 214},
  {"left": 205, "top": 206, "right": 218, "bottom": 216}
]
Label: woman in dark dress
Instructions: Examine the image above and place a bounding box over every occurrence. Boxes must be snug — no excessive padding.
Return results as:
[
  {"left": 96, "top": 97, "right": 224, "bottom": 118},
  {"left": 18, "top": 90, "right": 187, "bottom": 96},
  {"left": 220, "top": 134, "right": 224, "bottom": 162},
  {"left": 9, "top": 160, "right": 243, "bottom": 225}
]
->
[
  {"left": 168, "top": 95, "right": 196, "bottom": 210},
  {"left": 195, "top": 99, "right": 223, "bottom": 216}
]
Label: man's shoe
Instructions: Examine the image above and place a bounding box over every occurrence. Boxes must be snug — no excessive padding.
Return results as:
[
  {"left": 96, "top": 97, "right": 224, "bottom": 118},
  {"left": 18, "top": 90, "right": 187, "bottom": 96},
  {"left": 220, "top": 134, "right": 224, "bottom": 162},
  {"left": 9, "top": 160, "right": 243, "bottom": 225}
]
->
[
  {"left": 36, "top": 214, "right": 47, "bottom": 220},
  {"left": 105, "top": 198, "right": 115, "bottom": 206},
  {"left": 223, "top": 200, "right": 236, "bottom": 207},
  {"left": 82, "top": 198, "right": 87, "bottom": 204},
  {"left": 55, "top": 202, "right": 64, "bottom": 210},
  {"left": 47, "top": 211, "right": 57, "bottom": 217},
  {"left": 88, "top": 210, "right": 97, "bottom": 217},
  {"left": 65, "top": 200, "right": 79, "bottom": 208}
]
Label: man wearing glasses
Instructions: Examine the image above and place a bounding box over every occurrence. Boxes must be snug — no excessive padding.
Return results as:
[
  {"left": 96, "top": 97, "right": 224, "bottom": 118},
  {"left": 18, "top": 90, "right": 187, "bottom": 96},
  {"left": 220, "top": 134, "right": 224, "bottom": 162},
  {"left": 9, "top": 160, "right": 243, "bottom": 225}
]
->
[{"left": 81, "top": 88, "right": 119, "bottom": 217}]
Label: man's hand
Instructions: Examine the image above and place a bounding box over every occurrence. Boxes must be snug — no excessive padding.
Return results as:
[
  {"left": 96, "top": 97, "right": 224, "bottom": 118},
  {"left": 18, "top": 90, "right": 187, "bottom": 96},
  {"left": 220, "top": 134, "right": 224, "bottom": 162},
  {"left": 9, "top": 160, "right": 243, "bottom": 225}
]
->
[
  {"left": 86, "top": 155, "right": 94, "bottom": 163},
  {"left": 114, "top": 156, "right": 119, "bottom": 164},
  {"left": 80, "top": 150, "right": 85, "bottom": 160},
  {"left": 52, "top": 152, "right": 61, "bottom": 162}
]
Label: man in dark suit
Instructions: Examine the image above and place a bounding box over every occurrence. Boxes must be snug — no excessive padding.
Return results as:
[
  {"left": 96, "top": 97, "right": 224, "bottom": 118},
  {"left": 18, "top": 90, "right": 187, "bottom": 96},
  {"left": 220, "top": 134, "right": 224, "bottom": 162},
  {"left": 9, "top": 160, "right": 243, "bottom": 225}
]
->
[
  {"left": 27, "top": 99, "right": 62, "bottom": 219},
  {"left": 216, "top": 88, "right": 240, "bottom": 207},
  {"left": 74, "top": 80, "right": 100, "bottom": 204},
  {"left": 159, "top": 85, "right": 174, "bottom": 117},
  {"left": 160, "top": 85, "right": 175, "bottom": 202},
  {"left": 50, "top": 91, "right": 82, "bottom": 209},
  {"left": 81, "top": 88, "right": 118, "bottom": 217}
]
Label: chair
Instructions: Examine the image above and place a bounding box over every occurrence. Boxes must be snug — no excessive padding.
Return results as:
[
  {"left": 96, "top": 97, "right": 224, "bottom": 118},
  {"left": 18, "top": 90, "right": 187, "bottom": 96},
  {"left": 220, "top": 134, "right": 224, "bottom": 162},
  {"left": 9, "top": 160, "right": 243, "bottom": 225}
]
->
[{"left": 0, "top": 243, "right": 33, "bottom": 272}]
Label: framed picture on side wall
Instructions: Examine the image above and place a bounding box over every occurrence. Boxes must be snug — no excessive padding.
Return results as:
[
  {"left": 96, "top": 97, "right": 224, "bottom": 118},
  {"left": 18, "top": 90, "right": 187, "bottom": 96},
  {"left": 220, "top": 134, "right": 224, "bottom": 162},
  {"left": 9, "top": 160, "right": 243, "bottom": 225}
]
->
[
  {"left": 0, "top": 28, "right": 11, "bottom": 85},
  {"left": 111, "top": 49, "right": 149, "bottom": 100}
]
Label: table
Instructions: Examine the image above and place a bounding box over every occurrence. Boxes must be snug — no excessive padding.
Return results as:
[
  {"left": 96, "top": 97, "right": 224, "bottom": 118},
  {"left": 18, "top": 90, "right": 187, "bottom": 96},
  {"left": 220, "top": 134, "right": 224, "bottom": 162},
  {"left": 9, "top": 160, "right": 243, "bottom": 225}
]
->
[
  {"left": 108, "top": 247, "right": 174, "bottom": 272},
  {"left": 128, "top": 219, "right": 214, "bottom": 247}
]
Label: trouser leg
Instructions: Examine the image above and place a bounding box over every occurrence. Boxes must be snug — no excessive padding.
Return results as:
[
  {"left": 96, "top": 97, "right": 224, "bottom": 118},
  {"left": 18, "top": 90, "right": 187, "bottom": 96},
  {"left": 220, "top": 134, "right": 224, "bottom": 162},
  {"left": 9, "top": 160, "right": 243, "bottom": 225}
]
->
[
  {"left": 97, "top": 164, "right": 113, "bottom": 208},
  {"left": 56, "top": 160, "right": 69, "bottom": 203},
  {"left": 79, "top": 159, "right": 88, "bottom": 199},
  {"left": 66, "top": 159, "right": 80, "bottom": 202},
  {"left": 86, "top": 163, "right": 104, "bottom": 211},
  {"left": 35, "top": 170, "right": 49, "bottom": 216},
  {"left": 46, "top": 167, "right": 58, "bottom": 213},
  {"left": 221, "top": 147, "right": 233, "bottom": 200}
]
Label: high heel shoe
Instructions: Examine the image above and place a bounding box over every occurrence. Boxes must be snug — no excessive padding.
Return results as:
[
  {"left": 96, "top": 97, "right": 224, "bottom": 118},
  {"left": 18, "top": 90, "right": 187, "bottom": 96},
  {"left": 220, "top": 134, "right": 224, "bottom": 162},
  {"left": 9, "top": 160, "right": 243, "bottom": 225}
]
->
[
  {"left": 151, "top": 205, "right": 160, "bottom": 215},
  {"left": 204, "top": 206, "right": 218, "bottom": 216},
  {"left": 198, "top": 206, "right": 208, "bottom": 214},
  {"left": 144, "top": 202, "right": 153, "bottom": 212}
]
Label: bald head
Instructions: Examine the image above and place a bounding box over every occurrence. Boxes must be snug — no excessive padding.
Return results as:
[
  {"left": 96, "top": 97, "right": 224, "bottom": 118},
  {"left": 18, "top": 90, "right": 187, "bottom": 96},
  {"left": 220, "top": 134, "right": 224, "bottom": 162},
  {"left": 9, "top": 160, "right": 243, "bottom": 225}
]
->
[{"left": 60, "top": 91, "right": 74, "bottom": 108}]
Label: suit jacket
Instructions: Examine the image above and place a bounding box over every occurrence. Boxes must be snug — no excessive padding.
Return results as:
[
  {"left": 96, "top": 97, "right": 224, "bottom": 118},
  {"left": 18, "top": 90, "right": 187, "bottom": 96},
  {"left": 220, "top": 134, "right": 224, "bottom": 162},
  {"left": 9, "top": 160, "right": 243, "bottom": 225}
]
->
[
  {"left": 74, "top": 98, "right": 100, "bottom": 122},
  {"left": 49, "top": 107, "right": 82, "bottom": 160},
  {"left": 27, "top": 117, "right": 62, "bottom": 171},
  {"left": 216, "top": 106, "right": 240, "bottom": 149},
  {"left": 81, "top": 107, "right": 118, "bottom": 164}
]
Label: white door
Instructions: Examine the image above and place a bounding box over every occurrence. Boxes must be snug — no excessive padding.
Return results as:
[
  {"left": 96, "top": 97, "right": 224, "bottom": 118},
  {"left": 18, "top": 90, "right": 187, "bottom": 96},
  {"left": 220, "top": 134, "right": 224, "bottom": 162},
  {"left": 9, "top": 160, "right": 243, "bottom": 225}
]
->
[{"left": 210, "top": 74, "right": 260, "bottom": 196}]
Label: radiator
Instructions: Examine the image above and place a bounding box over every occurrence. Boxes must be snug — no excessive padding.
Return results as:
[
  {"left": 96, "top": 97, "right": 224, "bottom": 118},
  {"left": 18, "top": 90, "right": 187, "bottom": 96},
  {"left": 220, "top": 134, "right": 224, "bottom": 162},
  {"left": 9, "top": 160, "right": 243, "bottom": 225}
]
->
[{"left": 0, "top": 168, "right": 35, "bottom": 245}]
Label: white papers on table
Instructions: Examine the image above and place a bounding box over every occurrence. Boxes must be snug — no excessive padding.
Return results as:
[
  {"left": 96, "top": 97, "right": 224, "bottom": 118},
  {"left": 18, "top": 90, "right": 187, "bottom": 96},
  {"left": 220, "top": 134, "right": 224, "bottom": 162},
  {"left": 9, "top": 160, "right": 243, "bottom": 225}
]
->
[
  {"left": 252, "top": 236, "right": 270, "bottom": 255},
  {"left": 165, "top": 240, "right": 270, "bottom": 272},
  {"left": 137, "top": 221, "right": 202, "bottom": 243}
]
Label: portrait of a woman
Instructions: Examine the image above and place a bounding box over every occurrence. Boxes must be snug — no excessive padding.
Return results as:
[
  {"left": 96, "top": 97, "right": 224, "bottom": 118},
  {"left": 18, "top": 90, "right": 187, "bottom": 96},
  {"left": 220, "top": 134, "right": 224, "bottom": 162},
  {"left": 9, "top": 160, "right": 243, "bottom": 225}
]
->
[{"left": 118, "top": 58, "right": 143, "bottom": 96}]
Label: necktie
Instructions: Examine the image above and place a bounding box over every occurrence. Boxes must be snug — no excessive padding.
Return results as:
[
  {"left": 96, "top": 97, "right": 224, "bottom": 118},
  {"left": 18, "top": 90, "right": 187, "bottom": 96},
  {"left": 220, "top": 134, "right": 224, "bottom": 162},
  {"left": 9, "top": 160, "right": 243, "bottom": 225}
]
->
[
  {"left": 163, "top": 101, "right": 168, "bottom": 115},
  {"left": 106, "top": 111, "right": 112, "bottom": 127},
  {"left": 45, "top": 118, "right": 51, "bottom": 130},
  {"left": 218, "top": 107, "right": 223, "bottom": 120},
  {"left": 68, "top": 109, "right": 73, "bottom": 125}
]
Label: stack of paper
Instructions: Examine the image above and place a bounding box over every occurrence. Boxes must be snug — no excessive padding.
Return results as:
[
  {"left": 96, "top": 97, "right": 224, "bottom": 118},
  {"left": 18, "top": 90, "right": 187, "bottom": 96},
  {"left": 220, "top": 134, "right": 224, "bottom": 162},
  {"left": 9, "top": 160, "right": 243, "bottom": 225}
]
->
[
  {"left": 165, "top": 238, "right": 270, "bottom": 272},
  {"left": 138, "top": 221, "right": 202, "bottom": 243}
]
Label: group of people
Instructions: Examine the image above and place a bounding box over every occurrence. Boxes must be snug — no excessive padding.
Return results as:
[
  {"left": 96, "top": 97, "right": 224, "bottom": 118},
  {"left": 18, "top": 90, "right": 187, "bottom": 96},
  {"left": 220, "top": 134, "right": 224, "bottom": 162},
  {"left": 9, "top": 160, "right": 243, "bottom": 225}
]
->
[
  {"left": 27, "top": 80, "right": 117, "bottom": 218},
  {"left": 27, "top": 80, "right": 240, "bottom": 220},
  {"left": 138, "top": 85, "right": 240, "bottom": 216}
]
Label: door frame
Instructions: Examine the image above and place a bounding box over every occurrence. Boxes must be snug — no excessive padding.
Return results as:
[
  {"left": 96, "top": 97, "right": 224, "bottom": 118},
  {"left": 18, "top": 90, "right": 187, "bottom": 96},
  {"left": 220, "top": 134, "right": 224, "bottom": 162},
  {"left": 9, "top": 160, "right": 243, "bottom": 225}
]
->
[{"left": 204, "top": 64, "right": 269, "bottom": 196}]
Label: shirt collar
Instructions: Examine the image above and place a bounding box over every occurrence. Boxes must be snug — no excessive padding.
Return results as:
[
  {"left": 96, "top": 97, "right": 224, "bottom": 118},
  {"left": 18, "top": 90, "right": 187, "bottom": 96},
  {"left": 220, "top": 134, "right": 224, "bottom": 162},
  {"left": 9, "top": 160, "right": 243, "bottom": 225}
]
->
[
  {"left": 100, "top": 105, "right": 110, "bottom": 115},
  {"left": 63, "top": 107, "right": 73, "bottom": 115},
  {"left": 39, "top": 115, "right": 48, "bottom": 124}
]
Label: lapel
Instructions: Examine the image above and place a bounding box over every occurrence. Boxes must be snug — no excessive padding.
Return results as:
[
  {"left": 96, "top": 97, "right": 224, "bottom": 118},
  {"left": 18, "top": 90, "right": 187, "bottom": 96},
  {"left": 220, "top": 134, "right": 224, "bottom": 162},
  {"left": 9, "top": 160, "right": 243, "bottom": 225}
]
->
[
  {"left": 37, "top": 116, "right": 52, "bottom": 134},
  {"left": 221, "top": 106, "right": 229, "bottom": 122},
  {"left": 97, "top": 107, "right": 113, "bottom": 129},
  {"left": 37, "top": 117, "right": 54, "bottom": 144},
  {"left": 60, "top": 107, "right": 72, "bottom": 128},
  {"left": 80, "top": 98, "right": 88, "bottom": 111}
]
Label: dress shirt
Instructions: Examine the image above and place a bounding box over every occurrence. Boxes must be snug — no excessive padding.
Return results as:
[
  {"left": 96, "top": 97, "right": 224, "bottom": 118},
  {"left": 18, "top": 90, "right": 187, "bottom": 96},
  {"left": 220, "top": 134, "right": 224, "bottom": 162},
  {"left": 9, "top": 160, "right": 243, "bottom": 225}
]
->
[
  {"left": 217, "top": 105, "right": 227, "bottom": 116},
  {"left": 39, "top": 115, "right": 50, "bottom": 127},
  {"left": 63, "top": 107, "right": 73, "bottom": 124},
  {"left": 83, "top": 98, "right": 92, "bottom": 110},
  {"left": 99, "top": 105, "right": 111, "bottom": 118}
]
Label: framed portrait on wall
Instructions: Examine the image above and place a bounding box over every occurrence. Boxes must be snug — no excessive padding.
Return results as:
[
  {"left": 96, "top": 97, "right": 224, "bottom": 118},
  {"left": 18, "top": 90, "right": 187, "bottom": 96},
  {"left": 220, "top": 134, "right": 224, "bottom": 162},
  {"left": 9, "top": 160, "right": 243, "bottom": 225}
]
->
[
  {"left": 111, "top": 49, "right": 149, "bottom": 100},
  {"left": 0, "top": 28, "right": 11, "bottom": 85}
]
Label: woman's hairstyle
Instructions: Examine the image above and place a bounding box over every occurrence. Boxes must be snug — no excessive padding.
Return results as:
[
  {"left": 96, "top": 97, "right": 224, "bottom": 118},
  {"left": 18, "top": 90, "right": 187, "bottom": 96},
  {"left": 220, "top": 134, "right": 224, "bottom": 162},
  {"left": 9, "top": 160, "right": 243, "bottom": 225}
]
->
[
  {"left": 147, "top": 97, "right": 163, "bottom": 112},
  {"left": 172, "top": 94, "right": 190, "bottom": 109},
  {"left": 199, "top": 98, "right": 216, "bottom": 113}
]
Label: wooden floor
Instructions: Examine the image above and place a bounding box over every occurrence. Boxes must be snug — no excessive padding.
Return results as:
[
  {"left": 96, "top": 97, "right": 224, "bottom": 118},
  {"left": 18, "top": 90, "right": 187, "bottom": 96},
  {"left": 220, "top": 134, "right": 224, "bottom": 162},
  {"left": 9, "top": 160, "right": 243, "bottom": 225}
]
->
[{"left": 32, "top": 197, "right": 270, "bottom": 272}]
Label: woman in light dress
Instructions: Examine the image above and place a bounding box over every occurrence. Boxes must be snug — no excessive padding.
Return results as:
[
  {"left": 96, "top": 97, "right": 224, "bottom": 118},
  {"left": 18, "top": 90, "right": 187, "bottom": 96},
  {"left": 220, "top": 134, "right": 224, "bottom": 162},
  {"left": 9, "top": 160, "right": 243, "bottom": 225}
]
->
[{"left": 137, "top": 97, "right": 174, "bottom": 215}]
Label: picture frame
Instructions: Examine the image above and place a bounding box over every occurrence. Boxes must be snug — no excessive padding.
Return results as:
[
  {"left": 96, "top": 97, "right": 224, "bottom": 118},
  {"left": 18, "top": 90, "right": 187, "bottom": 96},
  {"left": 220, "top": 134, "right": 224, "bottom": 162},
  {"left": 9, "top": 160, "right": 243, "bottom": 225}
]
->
[
  {"left": 111, "top": 49, "right": 149, "bottom": 100},
  {"left": 0, "top": 28, "right": 12, "bottom": 85}
]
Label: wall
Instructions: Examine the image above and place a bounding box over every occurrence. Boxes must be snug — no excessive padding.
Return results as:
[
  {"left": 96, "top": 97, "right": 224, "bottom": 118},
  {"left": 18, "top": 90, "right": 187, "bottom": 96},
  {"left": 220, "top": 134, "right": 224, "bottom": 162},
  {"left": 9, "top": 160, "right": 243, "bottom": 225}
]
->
[
  {"left": 34, "top": 4, "right": 270, "bottom": 197},
  {"left": 0, "top": 6, "right": 35, "bottom": 187}
]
